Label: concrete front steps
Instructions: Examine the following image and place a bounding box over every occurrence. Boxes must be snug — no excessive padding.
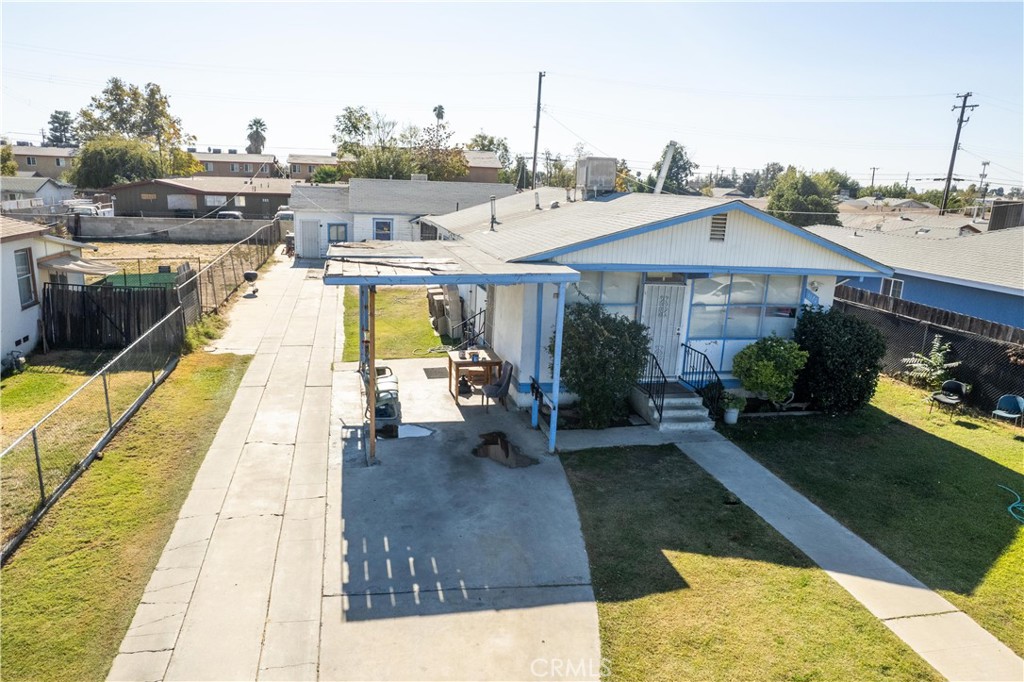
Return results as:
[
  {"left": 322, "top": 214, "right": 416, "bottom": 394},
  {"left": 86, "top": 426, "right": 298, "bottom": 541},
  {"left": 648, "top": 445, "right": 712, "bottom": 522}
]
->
[{"left": 632, "top": 384, "right": 716, "bottom": 432}]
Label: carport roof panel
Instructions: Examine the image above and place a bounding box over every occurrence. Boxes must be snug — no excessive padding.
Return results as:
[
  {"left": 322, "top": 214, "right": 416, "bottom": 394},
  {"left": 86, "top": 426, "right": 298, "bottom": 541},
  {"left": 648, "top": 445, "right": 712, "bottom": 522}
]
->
[{"left": 323, "top": 240, "right": 580, "bottom": 285}]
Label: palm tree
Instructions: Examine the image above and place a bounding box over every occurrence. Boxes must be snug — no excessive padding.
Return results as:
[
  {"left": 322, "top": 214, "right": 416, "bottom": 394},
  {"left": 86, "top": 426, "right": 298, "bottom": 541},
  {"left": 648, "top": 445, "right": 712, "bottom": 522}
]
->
[
  {"left": 432, "top": 105, "right": 445, "bottom": 123},
  {"left": 246, "top": 118, "right": 267, "bottom": 154}
]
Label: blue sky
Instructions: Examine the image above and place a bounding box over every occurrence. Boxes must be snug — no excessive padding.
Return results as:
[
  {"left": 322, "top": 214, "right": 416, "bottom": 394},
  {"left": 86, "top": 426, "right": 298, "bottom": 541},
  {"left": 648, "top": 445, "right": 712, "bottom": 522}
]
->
[{"left": 3, "top": 2, "right": 1022, "bottom": 191}]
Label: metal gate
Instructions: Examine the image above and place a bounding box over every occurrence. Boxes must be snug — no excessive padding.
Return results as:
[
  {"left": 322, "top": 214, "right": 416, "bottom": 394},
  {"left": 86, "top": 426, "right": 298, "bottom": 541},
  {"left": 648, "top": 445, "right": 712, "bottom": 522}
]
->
[{"left": 641, "top": 282, "right": 689, "bottom": 378}]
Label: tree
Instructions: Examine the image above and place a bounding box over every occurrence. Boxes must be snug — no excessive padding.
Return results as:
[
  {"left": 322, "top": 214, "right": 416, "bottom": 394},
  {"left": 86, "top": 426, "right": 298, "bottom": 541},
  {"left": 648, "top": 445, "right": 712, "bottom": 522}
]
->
[
  {"left": 332, "top": 106, "right": 373, "bottom": 156},
  {"left": 754, "top": 162, "right": 785, "bottom": 197},
  {"left": 649, "top": 141, "right": 698, "bottom": 194},
  {"left": 858, "top": 182, "right": 907, "bottom": 199},
  {"left": 1, "top": 144, "right": 18, "bottom": 176},
  {"left": 246, "top": 118, "right": 267, "bottom": 154},
  {"left": 738, "top": 171, "right": 760, "bottom": 197},
  {"left": 167, "top": 147, "right": 203, "bottom": 177},
  {"left": 45, "top": 110, "right": 77, "bottom": 147},
  {"left": 811, "top": 168, "right": 861, "bottom": 199},
  {"left": 412, "top": 122, "right": 468, "bottom": 181},
  {"left": 432, "top": 105, "right": 445, "bottom": 123},
  {"left": 76, "top": 78, "right": 191, "bottom": 150},
  {"left": 509, "top": 154, "right": 529, "bottom": 189},
  {"left": 311, "top": 165, "right": 343, "bottom": 184},
  {"left": 68, "top": 135, "right": 162, "bottom": 188},
  {"left": 549, "top": 301, "right": 650, "bottom": 429},
  {"left": 467, "top": 132, "right": 512, "bottom": 170},
  {"left": 766, "top": 167, "right": 840, "bottom": 227}
]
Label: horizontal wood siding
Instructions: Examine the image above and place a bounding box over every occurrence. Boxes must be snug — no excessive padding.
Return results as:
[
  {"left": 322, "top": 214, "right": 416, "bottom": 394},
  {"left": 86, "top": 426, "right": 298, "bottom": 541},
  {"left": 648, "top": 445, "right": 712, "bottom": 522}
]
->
[{"left": 554, "top": 210, "right": 877, "bottom": 273}]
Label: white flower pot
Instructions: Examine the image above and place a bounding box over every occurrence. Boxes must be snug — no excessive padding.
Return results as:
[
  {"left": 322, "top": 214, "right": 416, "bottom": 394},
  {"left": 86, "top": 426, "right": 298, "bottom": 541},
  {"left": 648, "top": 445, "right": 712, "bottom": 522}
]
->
[{"left": 723, "top": 408, "right": 740, "bottom": 425}]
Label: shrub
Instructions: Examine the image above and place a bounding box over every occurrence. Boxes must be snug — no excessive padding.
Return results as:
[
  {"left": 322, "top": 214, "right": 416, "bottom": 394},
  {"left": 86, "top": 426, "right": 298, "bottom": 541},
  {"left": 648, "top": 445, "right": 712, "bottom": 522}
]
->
[
  {"left": 732, "top": 336, "right": 808, "bottom": 404},
  {"left": 794, "top": 306, "right": 886, "bottom": 412},
  {"left": 722, "top": 392, "right": 747, "bottom": 411},
  {"left": 549, "top": 301, "right": 650, "bottom": 429},
  {"left": 901, "top": 334, "right": 961, "bottom": 390}
]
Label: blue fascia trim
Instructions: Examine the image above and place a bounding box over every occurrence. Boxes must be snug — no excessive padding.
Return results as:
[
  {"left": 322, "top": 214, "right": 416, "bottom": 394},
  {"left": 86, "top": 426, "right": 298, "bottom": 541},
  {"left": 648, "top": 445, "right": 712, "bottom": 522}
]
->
[
  {"left": 516, "top": 200, "right": 891, "bottom": 276},
  {"left": 563, "top": 263, "right": 888, "bottom": 277},
  {"left": 323, "top": 272, "right": 579, "bottom": 286}
]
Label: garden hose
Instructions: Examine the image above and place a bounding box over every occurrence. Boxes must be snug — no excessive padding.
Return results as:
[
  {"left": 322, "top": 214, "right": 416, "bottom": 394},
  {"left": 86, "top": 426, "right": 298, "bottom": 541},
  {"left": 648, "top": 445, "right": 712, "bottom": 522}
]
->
[{"left": 996, "top": 485, "right": 1024, "bottom": 524}]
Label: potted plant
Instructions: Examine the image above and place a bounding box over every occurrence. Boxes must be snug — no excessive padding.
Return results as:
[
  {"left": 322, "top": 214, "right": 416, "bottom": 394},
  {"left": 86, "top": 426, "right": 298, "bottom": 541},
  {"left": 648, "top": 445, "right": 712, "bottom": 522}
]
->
[{"left": 722, "top": 392, "right": 746, "bottom": 425}]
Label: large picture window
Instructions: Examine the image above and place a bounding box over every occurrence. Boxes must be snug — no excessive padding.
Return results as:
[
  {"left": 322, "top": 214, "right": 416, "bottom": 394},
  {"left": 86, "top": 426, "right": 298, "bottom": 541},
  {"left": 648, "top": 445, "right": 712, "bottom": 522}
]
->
[
  {"left": 15, "top": 248, "right": 38, "bottom": 308},
  {"left": 689, "top": 274, "right": 801, "bottom": 340},
  {"left": 567, "top": 271, "right": 640, "bottom": 319}
]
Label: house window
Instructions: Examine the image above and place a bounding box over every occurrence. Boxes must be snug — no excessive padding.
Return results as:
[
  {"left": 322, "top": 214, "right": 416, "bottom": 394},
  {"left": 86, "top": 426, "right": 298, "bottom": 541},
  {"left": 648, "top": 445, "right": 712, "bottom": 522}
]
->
[
  {"left": 234, "top": 196, "right": 246, "bottom": 207},
  {"left": 55, "top": 157, "right": 66, "bottom": 167},
  {"left": 14, "top": 248, "right": 38, "bottom": 308},
  {"left": 689, "top": 274, "right": 801, "bottom": 339},
  {"left": 373, "top": 219, "right": 393, "bottom": 240},
  {"left": 291, "top": 164, "right": 299, "bottom": 173},
  {"left": 328, "top": 223, "right": 348, "bottom": 242},
  {"left": 205, "top": 195, "right": 228, "bottom": 207},
  {"left": 308, "top": 165, "right": 315, "bottom": 173},
  {"left": 710, "top": 214, "right": 727, "bottom": 241},
  {"left": 568, "top": 271, "right": 640, "bottom": 319},
  {"left": 242, "top": 163, "right": 253, "bottom": 173},
  {"left": 49, "top": 271, "right": 68, "bottom": 285},
  {"left": 229, "top": 163, "right": 239, "bottom": 172},
  {"left": 881, "top": 277, "right": 904, "bottom": 299},
  {"left": 203, "top": 162, "right": 214, "bottom": 172},
  {"left": 26, "top": 156, "right": 37, "bottom": 166}
]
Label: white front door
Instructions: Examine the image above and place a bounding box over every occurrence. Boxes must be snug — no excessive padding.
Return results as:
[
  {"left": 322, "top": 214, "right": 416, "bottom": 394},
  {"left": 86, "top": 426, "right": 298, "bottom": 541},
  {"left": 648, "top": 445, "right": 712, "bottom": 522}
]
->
[{"left": 641, "top": 283, "right": 689, "bottom": 378}]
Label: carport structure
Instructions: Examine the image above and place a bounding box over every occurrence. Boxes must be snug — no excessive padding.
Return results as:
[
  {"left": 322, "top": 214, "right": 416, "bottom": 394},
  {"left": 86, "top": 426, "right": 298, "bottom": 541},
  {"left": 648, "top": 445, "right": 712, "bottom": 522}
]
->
[{"left": 322, "top": 239, "right": 580, "bottom": 457}]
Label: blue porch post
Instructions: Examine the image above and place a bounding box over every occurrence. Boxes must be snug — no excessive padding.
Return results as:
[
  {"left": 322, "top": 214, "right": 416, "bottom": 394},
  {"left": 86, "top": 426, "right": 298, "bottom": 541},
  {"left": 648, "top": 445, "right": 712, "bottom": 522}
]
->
[
  {"left": 548, "top": 281, "right": 567, "bottom": 453},
  {"left": 532, "top": 283, "right": 544, "bottom": 428}
]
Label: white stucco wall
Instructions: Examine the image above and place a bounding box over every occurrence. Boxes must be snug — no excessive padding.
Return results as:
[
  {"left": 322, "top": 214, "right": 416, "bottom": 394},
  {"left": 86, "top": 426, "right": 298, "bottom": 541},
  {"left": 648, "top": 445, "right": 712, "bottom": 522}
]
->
[
  {"left": 352, "top": 213, "right": 419, "bottom": 242},
  {"left": 292, "top": 210, "right": 354, "bottom": 258},
  {"left": 2, "top": 239, "right": 43, "bottom": 358}
]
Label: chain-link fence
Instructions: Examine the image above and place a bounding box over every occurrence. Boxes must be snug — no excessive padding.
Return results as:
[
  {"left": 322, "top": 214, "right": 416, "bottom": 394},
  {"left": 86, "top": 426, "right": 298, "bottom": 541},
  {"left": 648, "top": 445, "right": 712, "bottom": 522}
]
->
[
  {"left": 1, "top": 308, "right": 185, "bottom": 562},
  {"left": 833, "top": 298, "right": 1024, "bottom": 410}
]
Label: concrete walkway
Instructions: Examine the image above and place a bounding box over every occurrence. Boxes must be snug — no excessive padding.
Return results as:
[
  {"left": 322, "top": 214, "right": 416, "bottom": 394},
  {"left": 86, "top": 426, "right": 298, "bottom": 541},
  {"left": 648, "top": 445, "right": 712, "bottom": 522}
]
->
[
  {"left": 681, "top": 438, "right": 1023, "bottom": 682},
  {"left": 108, "top": 256, "right": 341, "bottom": 681}
]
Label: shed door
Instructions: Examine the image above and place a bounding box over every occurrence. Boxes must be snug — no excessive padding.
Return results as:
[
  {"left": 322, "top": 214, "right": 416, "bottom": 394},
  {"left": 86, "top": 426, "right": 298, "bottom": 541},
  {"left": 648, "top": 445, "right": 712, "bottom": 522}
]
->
[
  {"left": 641, "top": 283, "right": 688, "bottom": 378},
  {"left": 299, "top": 220, "right": 320, "bottom": 258}
]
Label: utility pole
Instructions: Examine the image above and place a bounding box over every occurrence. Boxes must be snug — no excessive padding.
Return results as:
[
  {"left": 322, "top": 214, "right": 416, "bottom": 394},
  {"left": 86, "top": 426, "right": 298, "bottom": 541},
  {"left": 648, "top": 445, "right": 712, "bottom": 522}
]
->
[
  {"left": 869, "top": 167, "right": 879, "bottom": 188},
  {"left": 530, "top": 71, "right": 546, "bottom": 190},
  {"left": 905, "top": 172, "right": 910, "bottom": 190},
  {"left": 940, "top": 92, "right": 978, "bottom": 215},
  {"left": 977, "top": 160, "right": 990, "bottom": 219}
]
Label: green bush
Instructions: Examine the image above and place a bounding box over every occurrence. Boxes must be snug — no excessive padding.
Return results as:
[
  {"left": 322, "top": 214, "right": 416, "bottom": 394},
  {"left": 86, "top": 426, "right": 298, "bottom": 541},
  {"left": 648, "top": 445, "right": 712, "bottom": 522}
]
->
[
  {"left": 901, "top": 334, "right": 961, "bottom": 389},
  {"left": 732, "top": 336, "right": 809, "bottom": 404},
  {"left": 794, "top": 306, "right": 886, "bottom": 412},
  {"left": 549, "top": 301, "right": 650, "bottom": 429}
]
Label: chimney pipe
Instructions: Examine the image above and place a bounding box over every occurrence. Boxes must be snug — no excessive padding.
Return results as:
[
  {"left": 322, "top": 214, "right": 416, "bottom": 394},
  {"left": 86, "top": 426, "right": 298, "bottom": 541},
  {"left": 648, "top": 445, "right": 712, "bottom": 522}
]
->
[
  {"left": 535, "top": 192, "right": 540, "bottom": 210},
  {"left": 489, "top": 195, "right": 497, "bottom": 231}
]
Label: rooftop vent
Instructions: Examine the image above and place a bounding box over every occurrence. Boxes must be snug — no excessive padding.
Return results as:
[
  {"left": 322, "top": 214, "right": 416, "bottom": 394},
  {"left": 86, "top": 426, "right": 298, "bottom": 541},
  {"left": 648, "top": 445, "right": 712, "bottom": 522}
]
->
[
  {"left": 710, "top": 214, "right": 727, "bottom": 241},
  {"left": 550, "top": 201, "right": 560, "bottom": 209}
]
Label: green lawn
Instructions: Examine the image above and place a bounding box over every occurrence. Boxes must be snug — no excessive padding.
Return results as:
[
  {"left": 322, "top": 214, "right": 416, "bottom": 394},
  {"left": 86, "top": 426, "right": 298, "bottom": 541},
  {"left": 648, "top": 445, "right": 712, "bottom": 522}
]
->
[
  {"left": 342, "top": 285, "right": 450, "bottom": 361},
  {"left": 724, "top": 376, "right": 1024, "bottom": 656},
  {"left": 0, "top": 351, "right": 250, "bottom": 681},
  {"left": 561, "top": 445, "right": 941, "bottom": 682}
]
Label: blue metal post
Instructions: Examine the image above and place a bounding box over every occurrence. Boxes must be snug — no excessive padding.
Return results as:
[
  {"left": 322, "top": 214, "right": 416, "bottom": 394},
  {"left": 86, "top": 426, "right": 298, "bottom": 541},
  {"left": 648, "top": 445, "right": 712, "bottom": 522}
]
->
[
  {"left": 548, "top": 282, "right": 567, "bottom": 453},
  {"left": 532, "top": 283, "right": 543, "bottom": 428}
]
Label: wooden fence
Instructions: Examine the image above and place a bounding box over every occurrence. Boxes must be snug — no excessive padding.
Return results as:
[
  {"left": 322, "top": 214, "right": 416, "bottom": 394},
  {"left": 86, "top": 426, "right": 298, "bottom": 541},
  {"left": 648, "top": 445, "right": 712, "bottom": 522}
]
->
[
  {"left": 835, "top": 285, "right": 1024, "bottom": 344},
  {"left": 42, "top": 283, "right": 177, "bottom": 350}
]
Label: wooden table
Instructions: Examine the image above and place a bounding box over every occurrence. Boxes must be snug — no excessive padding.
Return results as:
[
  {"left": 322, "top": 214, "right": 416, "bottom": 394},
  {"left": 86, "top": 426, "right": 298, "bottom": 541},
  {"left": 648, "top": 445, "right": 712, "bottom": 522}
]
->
[{"left": 447, "top": 349, "right": 503, "bottom": 402}]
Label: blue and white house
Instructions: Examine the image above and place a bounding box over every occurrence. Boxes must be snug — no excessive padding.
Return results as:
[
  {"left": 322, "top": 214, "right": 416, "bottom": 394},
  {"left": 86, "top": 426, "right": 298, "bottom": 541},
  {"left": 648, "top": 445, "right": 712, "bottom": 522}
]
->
[
  {"left": 420, "top": 185, "right": 892, "bottom": 405},
  {"left": 805, "top": 224, "right": 1024, "bottom": 328}
]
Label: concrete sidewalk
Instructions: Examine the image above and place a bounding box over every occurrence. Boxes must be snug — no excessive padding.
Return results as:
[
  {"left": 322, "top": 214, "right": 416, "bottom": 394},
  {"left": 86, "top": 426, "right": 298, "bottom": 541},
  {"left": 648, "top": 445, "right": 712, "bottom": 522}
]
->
[
  {"left": 108, "top": 256, "right": 340, "bottom": 681},
  {"left": 678, "top": 434, "right": 1023, "bottom": 682}
]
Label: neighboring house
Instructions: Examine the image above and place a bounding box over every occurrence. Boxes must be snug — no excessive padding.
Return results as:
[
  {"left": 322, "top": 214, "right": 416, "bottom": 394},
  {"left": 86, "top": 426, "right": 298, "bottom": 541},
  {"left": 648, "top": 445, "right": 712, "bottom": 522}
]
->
[
  {"left": 840, "top": 197, "right": 934, "bottom": 211},
  {"left": 286, "top": 153, "right": 353, "bottom": 181},
  {"left": 1, "top": 216, "right": 117, "bottom": 358},
  {"left": 291, "top": 178, "right": 516, "bottom": 258},
  {"left": 709, "top": 187, "right": 749, "bottom": 198},
  {"left": 419, "top": 186, "right": 891, "bottom": 403},
  {"left": 805, "top": 224, "right": 1024, "bottom": 327},
  {"left": 462, "top": 150, "right": 502, "bottom": 183},
  {"left": 837, "top": 212, "right": 985, "bottom": 237},
  {"left": 1, "top": 177, "right": 77, "bottom": 211},
  {"left": 189, "top": 150, "right": 277, "bottom": 178},
  {"left": 9, "top": 145, "right": 76, "bottom": 180},
  {"left": 109, "top": 177, "right": 294, "bottom": 219}
]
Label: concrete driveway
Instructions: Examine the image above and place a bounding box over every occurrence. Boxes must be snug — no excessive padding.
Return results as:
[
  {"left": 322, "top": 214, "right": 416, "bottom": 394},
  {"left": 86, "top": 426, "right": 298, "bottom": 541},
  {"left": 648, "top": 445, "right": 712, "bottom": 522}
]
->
[{"left": 322, "top": 357, "right": 601, "bottom": 681}]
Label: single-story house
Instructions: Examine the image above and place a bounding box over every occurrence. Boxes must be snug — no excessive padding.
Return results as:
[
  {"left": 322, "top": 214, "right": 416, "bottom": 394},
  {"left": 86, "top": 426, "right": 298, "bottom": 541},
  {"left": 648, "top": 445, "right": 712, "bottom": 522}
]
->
[
  {"left": 837, "top": 212, "right": 985, "bottom": 236},
  {"left": 109, "top": 177, "right": 294, "bottom": 219},
  {"left": 1, "top": 216, "right": 118, "bottom": 358},
  {"left": 462, "top": 150, "right": 502, "bottom": 183},
  {"left": 188, "top": 149, "right": 277, "bottom": 178},
  {"left": 805, "top": 224, "right": 1024, "bottom": 327},
  {"left": 415, "top": 185, "right": 892, "bottom": 405},
  {"left": 840, "top": 197, "right": 935, "bottom": 211},
  {"left": 1, "top": 176, "right": 77, "bottom": 212},
  {"left": 292, "top": 178, "right": 516, "bottom": 258},
  {"left": 9, "top": 145, "right": 76, "bottom": 180}
]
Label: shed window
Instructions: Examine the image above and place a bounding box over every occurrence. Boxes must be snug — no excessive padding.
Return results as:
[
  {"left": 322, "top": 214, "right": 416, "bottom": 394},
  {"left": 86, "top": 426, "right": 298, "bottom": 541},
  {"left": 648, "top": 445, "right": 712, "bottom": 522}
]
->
[
  {"left": 881, "top": 278, "right": 904, "bottom": 299},
  {"left": 373, "top": 219, "right": 393, "bottom": 240},
  {"left": 710, "top": 214, "right": 727, "bottom": 241},
  {"left": 15, "top": 248, "right": 38, "bottom": 308}
]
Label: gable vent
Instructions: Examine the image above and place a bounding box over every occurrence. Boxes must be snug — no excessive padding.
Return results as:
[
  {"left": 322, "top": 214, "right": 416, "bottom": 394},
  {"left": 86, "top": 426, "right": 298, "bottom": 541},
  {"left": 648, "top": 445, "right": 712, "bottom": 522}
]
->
[{"left": 710, "top": 214, "right": 727, "bottom": 241}]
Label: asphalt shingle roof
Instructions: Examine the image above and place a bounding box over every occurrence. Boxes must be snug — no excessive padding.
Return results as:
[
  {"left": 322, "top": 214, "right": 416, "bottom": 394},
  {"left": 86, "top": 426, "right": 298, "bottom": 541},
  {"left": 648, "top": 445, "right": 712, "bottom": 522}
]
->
[
  {"left": 0, "top": 215, "right": 48, "bottom": 242},
  {"left": 0, "top": 176, "right": 72, "bottom": 192},
  {"left": 290, "top": 184, "right": 350, "bottom": 212},
  {"left": 111, "top": 177, "right": 296, "bottom": 194},
  {"left": 804, "top": 224, "right": 1024, "bottom": 292},
  {"left": 193, "top": 152, "right": 276, "bottom": 164},
  {"left": 347, "top": 178, "right": 515, "bottom": 215},
  {"left": 463, "top": 150, "right": 502, "bottom": 169},
  {"left": 11, "top": 146, "right": 76, "bottom": 158}
]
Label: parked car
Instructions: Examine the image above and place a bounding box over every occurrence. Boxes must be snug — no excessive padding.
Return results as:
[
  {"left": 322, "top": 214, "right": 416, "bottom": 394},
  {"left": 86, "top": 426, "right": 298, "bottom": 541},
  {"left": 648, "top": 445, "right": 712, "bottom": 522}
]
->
[
  {"left": 217, "top": 211, "right": 243, "bottom": 220},
  {"left": 274, "top": 210, "right": 294, "bottom": 222},
  {"left": 66, "top": 205, "right": 99, "bottom": 216}
]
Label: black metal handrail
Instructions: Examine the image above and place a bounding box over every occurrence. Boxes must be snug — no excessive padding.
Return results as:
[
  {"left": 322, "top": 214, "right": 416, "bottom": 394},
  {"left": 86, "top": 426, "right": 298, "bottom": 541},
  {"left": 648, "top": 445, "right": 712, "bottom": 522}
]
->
[
  {"left": 456, "top": 308, "right": 487, "bottom": 349},
  {"left": 636, "top": 352, "right": 667, "bottom": 423},
  {"left": 679, "top": 343, "right": 725, "bottom": 419}
]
